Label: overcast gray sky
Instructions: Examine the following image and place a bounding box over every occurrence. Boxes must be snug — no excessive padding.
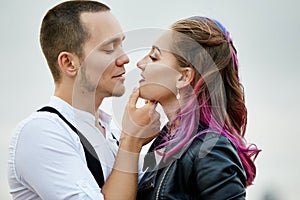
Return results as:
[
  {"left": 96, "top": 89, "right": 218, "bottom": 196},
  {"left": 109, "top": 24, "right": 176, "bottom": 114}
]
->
[{"left": 1, "top": 0, "right": 300, "bottom": 199}]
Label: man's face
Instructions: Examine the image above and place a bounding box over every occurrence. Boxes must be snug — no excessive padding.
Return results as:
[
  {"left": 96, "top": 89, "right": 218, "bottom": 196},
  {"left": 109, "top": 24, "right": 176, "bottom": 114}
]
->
[{"left": 77, "top": 11, "right": 129, "bottom": 99}]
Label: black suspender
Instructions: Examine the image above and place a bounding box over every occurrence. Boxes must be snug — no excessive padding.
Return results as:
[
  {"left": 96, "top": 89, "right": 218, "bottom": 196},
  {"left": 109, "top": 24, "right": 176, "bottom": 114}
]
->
[{"left": 37, "top": 106, "right": 105, "bottom": 188}]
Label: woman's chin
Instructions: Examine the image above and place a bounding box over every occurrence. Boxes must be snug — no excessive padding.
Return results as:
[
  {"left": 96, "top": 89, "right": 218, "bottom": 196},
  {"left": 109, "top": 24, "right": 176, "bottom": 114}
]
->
[{"left": 139, "top": 87, "right": 155, "bottom": 101}]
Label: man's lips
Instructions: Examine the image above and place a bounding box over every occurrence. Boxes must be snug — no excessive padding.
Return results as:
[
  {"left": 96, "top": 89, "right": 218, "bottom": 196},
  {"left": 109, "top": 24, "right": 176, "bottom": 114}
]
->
[{"left": 112, "top": 72, "right": 125, "bottom": 78}]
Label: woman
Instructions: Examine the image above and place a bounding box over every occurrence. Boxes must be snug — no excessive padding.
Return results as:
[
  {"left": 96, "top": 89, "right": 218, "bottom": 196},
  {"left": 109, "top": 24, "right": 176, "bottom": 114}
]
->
[{"left": 136, "top": 16, "right": 260, "bottom": 199}]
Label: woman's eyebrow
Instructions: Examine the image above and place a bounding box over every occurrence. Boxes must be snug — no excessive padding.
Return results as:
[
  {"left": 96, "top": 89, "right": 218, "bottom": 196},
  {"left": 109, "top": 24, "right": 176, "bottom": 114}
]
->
[{"left": 152, "top": 45, "right": 162, "bottom": 54}]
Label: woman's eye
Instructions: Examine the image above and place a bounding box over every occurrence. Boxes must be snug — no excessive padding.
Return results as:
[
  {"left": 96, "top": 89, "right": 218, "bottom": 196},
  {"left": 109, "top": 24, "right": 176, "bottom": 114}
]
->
[{"left": 149, "top": 55, "right": 157, "bottom": 61}]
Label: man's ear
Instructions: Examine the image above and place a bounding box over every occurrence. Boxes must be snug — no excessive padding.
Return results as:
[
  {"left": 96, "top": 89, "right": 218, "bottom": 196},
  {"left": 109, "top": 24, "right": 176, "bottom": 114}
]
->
[
  {"left": 176, "top": 67, "right": 195, "bottom": 89},
  {"left": 57, "top": 52, "right": 80, "bottom": 77}
]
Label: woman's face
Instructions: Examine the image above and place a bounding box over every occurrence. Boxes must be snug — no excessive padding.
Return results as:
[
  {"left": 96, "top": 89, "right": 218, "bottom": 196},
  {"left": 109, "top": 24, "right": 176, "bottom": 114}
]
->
[{"left": 137, "top": 32, "right": 181, "bottom": 102}]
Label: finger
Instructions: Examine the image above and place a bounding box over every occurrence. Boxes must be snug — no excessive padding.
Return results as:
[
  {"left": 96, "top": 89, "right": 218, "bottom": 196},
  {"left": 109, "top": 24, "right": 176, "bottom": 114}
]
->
[
  {"left": 141, "top": 100, "right": 154, "bottom": 109},
  {"left": 128, "top": 87, "right": 139, "bottom": 109},
  {"left": 145, "top": 99, "right": 158, "bottom": 105},
  {"left": 147, "top": 103, "right": 157, "bottom": 116},
  {"left": 150, "top": 121, "right": 161, "bottom": 134},
  {"left": 153, "top": 111, "right": 160, "bottom": 120},
  {"left": 150, "top": 111, "right": 160, "bottom": 123},
  {"left": 151, "top": 114, "right": 160, "bottom": 123}
]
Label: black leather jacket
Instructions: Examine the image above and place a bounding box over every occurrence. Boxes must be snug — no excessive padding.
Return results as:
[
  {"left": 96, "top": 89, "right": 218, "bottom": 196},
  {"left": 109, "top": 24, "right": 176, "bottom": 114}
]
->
[{"left": 137, "top": 129, "right": 247, "bottom": 200}]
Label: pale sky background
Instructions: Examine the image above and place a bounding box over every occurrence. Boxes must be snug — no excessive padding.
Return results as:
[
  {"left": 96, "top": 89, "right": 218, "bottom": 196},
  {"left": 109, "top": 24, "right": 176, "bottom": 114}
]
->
[{"left": 1, "top": 0, "right": 300, "bottom": 199}]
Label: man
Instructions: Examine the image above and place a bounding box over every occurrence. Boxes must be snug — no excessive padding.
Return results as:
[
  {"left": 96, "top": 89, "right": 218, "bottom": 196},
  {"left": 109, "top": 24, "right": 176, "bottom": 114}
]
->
[{"left": 8, "top": 1, "right": 160, "bottom": 199}]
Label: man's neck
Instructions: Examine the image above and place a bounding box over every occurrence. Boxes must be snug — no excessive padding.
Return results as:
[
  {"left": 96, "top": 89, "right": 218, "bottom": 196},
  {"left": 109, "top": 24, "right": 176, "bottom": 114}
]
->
[
  {"left": 54, "top": 84, "right": 103, "bottom": 116},
  {"left": 54, "top": 80, "right": 72, "bottom": 104},
  {"left": 54, "top": 81, "right": 108, "bottom": 136}
]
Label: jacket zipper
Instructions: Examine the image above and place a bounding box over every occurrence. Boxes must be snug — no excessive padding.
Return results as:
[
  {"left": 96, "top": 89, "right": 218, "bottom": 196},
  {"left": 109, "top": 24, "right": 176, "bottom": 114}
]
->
[{"left": 155, "top": 162, "right": 173, "bottom": 200}]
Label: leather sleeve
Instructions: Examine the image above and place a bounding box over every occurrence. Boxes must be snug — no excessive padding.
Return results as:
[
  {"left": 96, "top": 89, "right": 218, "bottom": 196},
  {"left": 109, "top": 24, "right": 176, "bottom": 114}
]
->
[{"left": 192, "top": 134, "right": 247, "bottom": 199}]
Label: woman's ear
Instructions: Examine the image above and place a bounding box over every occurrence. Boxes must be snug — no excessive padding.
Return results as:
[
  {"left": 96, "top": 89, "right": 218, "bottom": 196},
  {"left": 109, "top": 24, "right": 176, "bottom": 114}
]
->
[
  {"left": 57, "top": 52, "right": 80, "bottom": 77},
  {"left": 176, "top": 67, "right": 195, "bottom": 89}
]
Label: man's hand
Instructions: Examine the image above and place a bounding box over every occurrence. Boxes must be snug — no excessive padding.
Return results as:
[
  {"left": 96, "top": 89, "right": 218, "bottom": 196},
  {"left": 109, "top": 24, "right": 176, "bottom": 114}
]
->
[
  {"left": 103, "top": 88, "right": 160, "bottom": 199},
  {"left": 120, "top": 88, "right": 160, "bottom": 153}
]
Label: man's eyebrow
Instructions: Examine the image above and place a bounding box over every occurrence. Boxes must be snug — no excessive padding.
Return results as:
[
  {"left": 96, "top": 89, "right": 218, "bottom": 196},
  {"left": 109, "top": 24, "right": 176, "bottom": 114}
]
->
[
  {"left": 152, "top": 45, "right": 161, "bottom": 54},
  {"left": 101, "top": 35, "right": 125, "bottom": 46}
]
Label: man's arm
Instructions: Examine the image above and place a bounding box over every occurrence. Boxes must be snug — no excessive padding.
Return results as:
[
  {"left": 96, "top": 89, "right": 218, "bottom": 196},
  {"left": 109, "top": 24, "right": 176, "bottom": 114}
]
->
[{"left": 102, "top": 88, "right": 160, "bottom": 200}]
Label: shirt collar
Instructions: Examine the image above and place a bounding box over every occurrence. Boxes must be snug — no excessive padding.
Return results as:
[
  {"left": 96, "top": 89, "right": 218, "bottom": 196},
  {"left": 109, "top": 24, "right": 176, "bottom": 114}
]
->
[
  {"left": 98, "top": 109, "right": 112, "bottom": 128},
  {"left": 49, "top": 96, "right": 113, "bottom": 135},
  {"left": 49, "top": 96, "right": 76, "bottom": 124}
]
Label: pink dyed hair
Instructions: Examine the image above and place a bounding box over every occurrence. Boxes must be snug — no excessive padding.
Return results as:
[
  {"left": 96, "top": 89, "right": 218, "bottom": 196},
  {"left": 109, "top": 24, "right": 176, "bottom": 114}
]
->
[{"left": 156, "top": 17, "right": 260, "bottom": 187}]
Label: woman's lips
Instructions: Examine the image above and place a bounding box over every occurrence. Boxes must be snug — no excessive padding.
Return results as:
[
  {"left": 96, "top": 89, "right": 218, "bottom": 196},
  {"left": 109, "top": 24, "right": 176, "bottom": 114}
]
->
[{"left": 139, "top": 74, "right": 145, "bottom": 83}]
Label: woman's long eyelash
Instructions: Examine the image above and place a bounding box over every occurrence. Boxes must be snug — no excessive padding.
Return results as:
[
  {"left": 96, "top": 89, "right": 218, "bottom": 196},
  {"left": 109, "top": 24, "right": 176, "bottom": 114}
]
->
[{"left": 149, "top": 55, "right": 157, "bottom": 61}]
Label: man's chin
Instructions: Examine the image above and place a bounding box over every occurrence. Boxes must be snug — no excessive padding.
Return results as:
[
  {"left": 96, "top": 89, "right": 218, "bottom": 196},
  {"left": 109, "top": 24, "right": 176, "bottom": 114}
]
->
[
  {"left": 111, "top": 88, "right": 125, "bottom": 97},
  {"left": 112, "top": 93, "right": 124, "bottom": 97}
]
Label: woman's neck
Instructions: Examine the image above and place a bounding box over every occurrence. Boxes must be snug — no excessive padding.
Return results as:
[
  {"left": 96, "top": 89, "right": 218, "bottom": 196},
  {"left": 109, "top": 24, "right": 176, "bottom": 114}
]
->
[{"left": 160, "top": 97, "right": 180, "bottom": 123}]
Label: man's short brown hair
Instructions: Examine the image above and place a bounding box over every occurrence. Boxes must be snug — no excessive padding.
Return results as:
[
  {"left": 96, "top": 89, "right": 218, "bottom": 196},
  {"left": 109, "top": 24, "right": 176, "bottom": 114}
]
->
[{"left": 40, "top": 0, "right": 110, "bottom": 82}]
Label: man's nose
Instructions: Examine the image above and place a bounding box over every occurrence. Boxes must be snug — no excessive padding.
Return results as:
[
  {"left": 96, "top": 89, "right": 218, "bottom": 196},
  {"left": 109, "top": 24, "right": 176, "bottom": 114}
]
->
[{"left": 116, "top": 53, "right": 129, "bottom": 67}]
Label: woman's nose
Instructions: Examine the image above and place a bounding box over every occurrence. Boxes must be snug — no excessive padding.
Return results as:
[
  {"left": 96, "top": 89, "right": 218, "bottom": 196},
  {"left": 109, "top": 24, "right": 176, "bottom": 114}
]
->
[{"left": 137, "top": 58, "right": 146, "bottom": 70}]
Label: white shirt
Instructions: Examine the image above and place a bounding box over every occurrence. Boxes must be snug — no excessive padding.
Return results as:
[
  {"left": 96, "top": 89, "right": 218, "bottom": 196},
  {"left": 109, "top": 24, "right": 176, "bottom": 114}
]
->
[{"left": 8, "top": 96, "right": 121, "bottom": 200}]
